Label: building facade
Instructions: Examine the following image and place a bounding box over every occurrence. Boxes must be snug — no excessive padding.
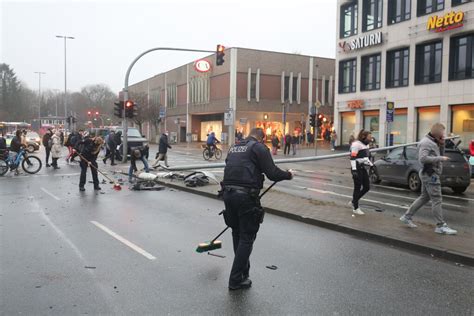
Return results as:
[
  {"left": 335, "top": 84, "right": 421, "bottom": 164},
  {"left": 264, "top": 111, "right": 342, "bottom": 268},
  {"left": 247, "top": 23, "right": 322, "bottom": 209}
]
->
[
  {"left": 335, "top": 0, "right": 474, "bottom": 148},
  {"left": 128, "top": 48, "right": 335, "bottom": 144}
]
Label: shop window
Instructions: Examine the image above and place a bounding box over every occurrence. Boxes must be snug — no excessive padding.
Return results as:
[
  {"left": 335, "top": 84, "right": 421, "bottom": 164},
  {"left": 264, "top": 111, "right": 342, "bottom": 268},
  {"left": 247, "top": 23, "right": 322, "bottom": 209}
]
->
[
  {"left": 452, "top": 0, "right": 470, "bottom": 6},
  {"left": 415, "top": 41, "right": 442, "bottom": 85},
  {"left": 417, "top": 107, "right": 440, "bottom": 140},
  {"left": 363, "top": 0, "right": 382, "bottom": 31},
  {"left": 341, "top": 112, "right": 356, "bottom": 145},
  {"left": 392, "top": 111, "right": 408, "bottom": 144},
  {"left": 451, "top": 105, "right": 474, "bottom": 150},
  {"left": 340, "top": 1, "right": 358, "bottom": 38},
  {"left": 417, "top": 0, "right": 444, "bottom": 17},
  {"left": 339, "top": 59, "right": 357, "bottom": 93},
  {"left": 361, "top": 53, "right": 381, "bottom": 91},
  {"left": 405, "top": 147, "right": 418, "bottom": 160},
  {"left": 363, "top": 113, "right": 379, "bottom": 144},
  {"left": 388, "top": 0, "right": 411, "bottom": 24},
  {"left": 386, "top": 48, "right": 409, "bottom": 88},
  {"left": 449, "top": 33, "right": 474, "bottom": 81},
  {"left": 250, "top": 73, "right": 257, "bottom": 99}
]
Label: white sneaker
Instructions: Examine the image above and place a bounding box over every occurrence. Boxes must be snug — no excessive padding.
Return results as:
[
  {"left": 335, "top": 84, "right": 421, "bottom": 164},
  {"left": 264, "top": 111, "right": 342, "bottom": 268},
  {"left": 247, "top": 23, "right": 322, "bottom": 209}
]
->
[
  {"left": 400, "top": 215, "right": 418, "bottom": 228},
  {"left": 435, "top": 224, "right": 457, "bottom": 235},
  {"left": 352, "top": 208, "right": 365, "bottom": 215}
]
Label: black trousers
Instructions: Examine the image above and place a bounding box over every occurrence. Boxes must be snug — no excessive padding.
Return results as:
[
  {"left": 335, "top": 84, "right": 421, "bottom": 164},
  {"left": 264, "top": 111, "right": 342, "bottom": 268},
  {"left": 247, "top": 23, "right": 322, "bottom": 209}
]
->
[
  {"left": 223, "top": 190, "right": 260, "bottom": 286},
  {"left": 45, "top": 146, "right": 51, "bottom": 164},
  {"left": 284, "top": 143, "right": 291, "bottom": 155},
  {"left": 79, "top": 158, "right": 99, "bottom": 188},
  {"left": 104, "top": 147, "right": 115, "bottom": 164},
  {"left": 352, "top": 168, "right": 370, "bottom": 209}
]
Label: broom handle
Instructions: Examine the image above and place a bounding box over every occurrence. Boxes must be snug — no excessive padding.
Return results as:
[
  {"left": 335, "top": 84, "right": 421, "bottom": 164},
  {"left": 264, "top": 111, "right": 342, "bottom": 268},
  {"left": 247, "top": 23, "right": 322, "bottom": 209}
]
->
[
  {"left": 210, "top": 226, "right": 230, "bottom": 244},
  {"left": 259, "top": 181, "right": 278, "bottom": 199},
  {"left": 77, "top": 152, "right": 116, "bottom": 184}
]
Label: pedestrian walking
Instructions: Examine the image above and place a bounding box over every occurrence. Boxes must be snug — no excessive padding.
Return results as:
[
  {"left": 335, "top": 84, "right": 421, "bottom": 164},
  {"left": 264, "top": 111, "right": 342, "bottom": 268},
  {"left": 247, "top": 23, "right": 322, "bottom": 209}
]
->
[
  {"left": 152, "top": 132, "right": 172, "bottom": 168},
  {"left": 59, "top": 131, "right": 64, "bottom": 146},
  {"left": 129, "top": 146, "right": 150, "bottom": 182},
  {"left": 69, "top": 130, "right": 84, "bottom": 163},
  {"left": 77, "top": 136, "right": 104, "bottom": 192},
  {"left": 42, "top": 129, "right": 53, "bottom": 167},
  {"left": 50, "top": 131, "right": 62, "bottom": 170},
  {"left": 222, "top": 127, "right": 293, "bottom": 290},
  {"left": 114, "top": 131, "right": 123, "bottom": 161},
  {"left": 291, "top": 134, "right": 298, "bottom": 155},
  {"left": 349, "top": 129, "right": 373, "bottom": 215},
  {"left": 284, "top": 133, "right": 291, "bottom": 155},
  {"left": 330, "top": 130, "right": 337, "bottom": 151},
  {"left": 400, "top": 123, "right": 457, "bottom": 234},
  {"left": 103, "top": 131, "right": 117, "bottom": 165},
  {"left": 271, "top": 133, "right": 279, "bottom": 155}
]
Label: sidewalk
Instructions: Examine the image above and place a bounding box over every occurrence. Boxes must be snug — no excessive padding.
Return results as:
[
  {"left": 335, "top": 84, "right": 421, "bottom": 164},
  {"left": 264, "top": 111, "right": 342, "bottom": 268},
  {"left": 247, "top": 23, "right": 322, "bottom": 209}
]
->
[{"left": 153, "top": 178, "right": 474, "bottom": 266}]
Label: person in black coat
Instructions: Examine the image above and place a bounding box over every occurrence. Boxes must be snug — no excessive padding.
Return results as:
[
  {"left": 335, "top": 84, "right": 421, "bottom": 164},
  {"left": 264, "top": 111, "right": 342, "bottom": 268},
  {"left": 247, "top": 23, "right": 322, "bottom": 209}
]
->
[
  {"left": 152, "top": 133, "right": 172, "bottom": 168},
  {"left": 103, "top": 131, "right": 117, "bottom": 165},
  {"left": 78, "top": 136, "right": 104, "bottom": 192},
  {"left": 42, "top": 129, "right": 53, "bottom": 167}
]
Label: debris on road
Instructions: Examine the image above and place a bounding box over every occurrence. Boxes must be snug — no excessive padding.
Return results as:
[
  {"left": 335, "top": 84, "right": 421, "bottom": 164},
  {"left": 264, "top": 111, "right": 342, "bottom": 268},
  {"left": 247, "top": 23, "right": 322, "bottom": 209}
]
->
[{"left": 266, "top": 265, "right": 278, "bottom": 270}]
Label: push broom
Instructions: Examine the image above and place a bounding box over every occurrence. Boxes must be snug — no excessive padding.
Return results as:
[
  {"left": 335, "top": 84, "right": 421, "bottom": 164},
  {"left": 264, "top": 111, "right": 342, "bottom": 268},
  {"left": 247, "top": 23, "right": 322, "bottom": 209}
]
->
[
  {"left": 196, "top": 181, "right": 278, "bottom": 253},
  {"left": 77, "top": 153, "right": 122, "bottom": 191}
]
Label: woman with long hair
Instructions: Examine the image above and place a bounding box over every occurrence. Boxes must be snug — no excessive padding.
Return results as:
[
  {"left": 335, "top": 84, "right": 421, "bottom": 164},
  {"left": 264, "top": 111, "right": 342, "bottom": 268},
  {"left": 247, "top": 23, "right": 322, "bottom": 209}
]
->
[{"left": 350, "top": 129, "right": 373, "bottom": 215}]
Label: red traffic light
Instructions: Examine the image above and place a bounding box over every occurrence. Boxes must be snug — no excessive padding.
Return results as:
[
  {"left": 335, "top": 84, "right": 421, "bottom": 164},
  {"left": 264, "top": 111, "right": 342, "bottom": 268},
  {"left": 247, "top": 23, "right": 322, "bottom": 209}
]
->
[
  {"left": 217, "top": 44, "right": 225, "bottom": 52},
  {"left": 318, "top": 114, "right": 323, "bottom": 119},
  {"left": 95, "top": 111, "right": 99, "bottom": 116},
  {"left": 87, "top": 111, "right": 92, "bottom": 116},
  {"left": 126, "top": 100, "right": 134, "bottom": 108}
]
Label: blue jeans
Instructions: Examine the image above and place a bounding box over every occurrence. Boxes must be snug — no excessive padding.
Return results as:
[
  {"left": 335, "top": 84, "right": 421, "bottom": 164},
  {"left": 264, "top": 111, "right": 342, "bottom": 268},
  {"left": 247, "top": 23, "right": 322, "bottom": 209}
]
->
[{"left": 129, "top": 156, "right": 149, "bottom": 180}]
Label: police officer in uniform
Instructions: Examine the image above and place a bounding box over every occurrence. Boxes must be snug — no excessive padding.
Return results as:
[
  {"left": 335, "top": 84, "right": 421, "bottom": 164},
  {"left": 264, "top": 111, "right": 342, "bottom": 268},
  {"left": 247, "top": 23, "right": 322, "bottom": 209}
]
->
[{"left": 222, "top": 127, "right": 293, "bottom": 290}]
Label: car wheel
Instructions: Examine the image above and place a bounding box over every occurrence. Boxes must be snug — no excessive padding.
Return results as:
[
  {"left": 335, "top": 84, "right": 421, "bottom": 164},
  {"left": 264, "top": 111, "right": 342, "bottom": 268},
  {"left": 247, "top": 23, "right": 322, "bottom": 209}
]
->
[
  {"left": 27, "top": 145, "right": 35, "bottom": 153},
  {"left": 451, "top": 186, "right": 468, "bottom": 194},
  {"left": 408, "top": 172, "right": 421, "bottom": 192},
  {"left": 369, "top": 167, "right": 381, "bottom": 184}
]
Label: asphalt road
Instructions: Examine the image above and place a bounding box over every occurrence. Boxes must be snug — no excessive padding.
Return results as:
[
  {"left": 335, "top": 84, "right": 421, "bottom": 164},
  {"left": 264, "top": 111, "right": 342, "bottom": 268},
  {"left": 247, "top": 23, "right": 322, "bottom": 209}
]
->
[{"left": 0, "top": 150, "right": 473, "bottom": 315}]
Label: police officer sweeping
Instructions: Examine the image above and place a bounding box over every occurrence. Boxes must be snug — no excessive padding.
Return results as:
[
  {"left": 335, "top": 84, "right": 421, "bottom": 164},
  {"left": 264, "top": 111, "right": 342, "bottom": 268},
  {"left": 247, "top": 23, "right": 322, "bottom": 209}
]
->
[{"left": 222, "top": 127, "right": 293, "bottom": 291}]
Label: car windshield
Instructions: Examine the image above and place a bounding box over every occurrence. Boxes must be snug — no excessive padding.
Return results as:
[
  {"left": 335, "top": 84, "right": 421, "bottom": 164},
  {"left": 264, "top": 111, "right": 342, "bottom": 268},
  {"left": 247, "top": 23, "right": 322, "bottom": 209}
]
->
[
  {"left": 445, "top": 151, "right": 466, "bottom": 162},
  {"left": 117, "top": 128, "right": 141, "bottom": 137}
]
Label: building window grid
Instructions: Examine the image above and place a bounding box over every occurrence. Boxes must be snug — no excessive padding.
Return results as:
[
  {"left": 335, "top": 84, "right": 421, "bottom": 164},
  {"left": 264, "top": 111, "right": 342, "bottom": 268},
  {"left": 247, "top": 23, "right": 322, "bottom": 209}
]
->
[
  {"left": 415, "top": 41, "right": 443, "bottom": 85},
  {"left": 417, "top": 0, "right": 444, "bottom": 17},
  {"left": 363, "top": 0, "right": 383, "bottom": 32},
  {"left": 339, "top": 59, "right": 357, "bottom": 93},
  {"left": 361, "top": 53, "right": 381, "bottom": 91},
  {"left": 340, "top": 2, "right": 358, "bottom": 38},
  {"left": 450, "top": 33, "right": 474, "bottom": 81},
  {"left": 388, "top": 0, "right": 411, "bottom": 25},
  {"left": 452, "top": 0, "right": 470, "bottom": 6},
  {"left": 386, "top": 48, "right": 410, "bottom": 88},
  {"left": 167, "top": 83, "right": 177, "bottom": 108}
]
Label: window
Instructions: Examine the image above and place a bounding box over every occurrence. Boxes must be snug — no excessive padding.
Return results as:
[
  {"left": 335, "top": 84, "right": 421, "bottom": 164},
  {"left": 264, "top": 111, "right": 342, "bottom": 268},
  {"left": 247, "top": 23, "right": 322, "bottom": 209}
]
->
[
  {"left": 292, "top": 76, "right": 298, "bottom": 102},
  {"left": 339, "top": 59, "right": 357, "bottom": 93},
  {"left": 386, "top": 48, "right": 409, "bottom": 88},
  {"left": 166, "top": 83, "right": 177, "bottom": 108},
  {"left": 363, "top": 0, "right": 382, "bottom": 31},
  {"left": 340, "top": 1, "right": 358, "bottom": 38},
  {"left": 452, "top": 0, "right": 470, "bottom": 6},
  {"left": 449, "top": 33, "right": 474, "bottom": 81},
  {"left": 190, "top": 77, "right": 209, "bottom": 105},
  {"left": 417, "top": 0, "right": 444, "bottom": 17},
  {"left": 415, "top": 41, "right": 442, "bottom": 84},
  {"left": 250, "top": 73, "right": 257, "bottom": 99},
  {"left": 361, "top": 53, "right": 381, "bottom": 91},
  {"left": 405, "top": 147, "right": 418, "bottom": 160},
  {"left": 387, "top": 147, "right": 404, "bottom": 160},
  {"left": 324, "top": 79, "right": 329, "bottom": 104},
  {"left": 284, "top": 76, "right": 290, "bottom": 101},
  {"left": 388, "top": 0, "right": 411, "bottom": 24}
]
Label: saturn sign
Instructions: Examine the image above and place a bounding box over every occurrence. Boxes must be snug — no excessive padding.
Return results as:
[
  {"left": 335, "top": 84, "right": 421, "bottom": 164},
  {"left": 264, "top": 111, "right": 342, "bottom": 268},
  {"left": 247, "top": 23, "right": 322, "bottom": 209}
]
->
[{"left": 194, "top": 59, "right": 211, "bottom": 73}]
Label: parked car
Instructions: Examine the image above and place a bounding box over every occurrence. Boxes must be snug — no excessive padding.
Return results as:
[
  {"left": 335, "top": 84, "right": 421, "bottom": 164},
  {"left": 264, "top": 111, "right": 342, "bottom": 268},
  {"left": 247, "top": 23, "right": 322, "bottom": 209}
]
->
[
  {"left": 370, "top": 145, "right": 471, "bottom": 194},
  {"left": 114, "top": 127, "right": 149, "bottom": 157},
  {"left": 25, "top": 131, "right": 41, "bottom": 152}
]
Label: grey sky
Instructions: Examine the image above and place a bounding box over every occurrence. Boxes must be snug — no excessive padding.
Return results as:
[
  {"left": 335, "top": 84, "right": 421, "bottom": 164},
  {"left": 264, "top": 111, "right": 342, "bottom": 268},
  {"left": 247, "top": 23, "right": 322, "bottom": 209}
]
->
[{"left": 1, "top": 0, "right": 336, "bottom": 94}]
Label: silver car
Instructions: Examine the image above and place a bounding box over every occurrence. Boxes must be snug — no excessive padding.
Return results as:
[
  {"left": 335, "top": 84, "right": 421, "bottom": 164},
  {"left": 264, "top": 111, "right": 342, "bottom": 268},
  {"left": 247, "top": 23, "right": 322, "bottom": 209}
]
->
[{"left": 370, "top": 146, "right": 471, "bottom": 194}]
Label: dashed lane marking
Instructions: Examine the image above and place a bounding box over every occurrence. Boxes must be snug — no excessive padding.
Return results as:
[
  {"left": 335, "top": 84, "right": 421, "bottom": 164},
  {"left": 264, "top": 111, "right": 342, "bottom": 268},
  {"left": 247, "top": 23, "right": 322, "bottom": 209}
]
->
[
  {"left": 40, "top": 187, "right": 61, "bottom": 201},
  {"left": 90, "top": 221, "right": 157, "bottom": 260}
]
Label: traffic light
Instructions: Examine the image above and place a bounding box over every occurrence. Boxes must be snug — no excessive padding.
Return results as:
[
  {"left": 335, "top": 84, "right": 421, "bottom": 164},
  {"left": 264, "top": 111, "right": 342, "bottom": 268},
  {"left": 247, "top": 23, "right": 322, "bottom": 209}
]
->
[
  {"left": 95, "top": 111, "right": 99, "bottom": 116},
  {"left": 317, "top": 114, "right": 325, "bottom": 127},
  {"left": 114, "top": 101, "right": 123, "bottom": 118},
  {"left": 309, "top": 114, "right": 316, "bottom": 127},
  {"left": 216, "top": 45, "right": 225, "bottom": 66},
  {"left": 125, "top": 100, "right": 134, "bottom": 118},
  {"left": 87, "top": 110, "right": 92, "bottom": 117},
  {"left": 72, "top": 116, "right": 77, "bottom": 124}
]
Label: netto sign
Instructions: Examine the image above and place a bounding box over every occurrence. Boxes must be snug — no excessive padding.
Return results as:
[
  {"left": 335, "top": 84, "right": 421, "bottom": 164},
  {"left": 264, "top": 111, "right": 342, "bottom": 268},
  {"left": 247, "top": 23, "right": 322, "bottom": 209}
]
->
[
  {"left": 427, "top": 11, "right": 464, "bottom": 33},
  {"left": 339, "top": 32, "right": 382, "bottom": 52}
]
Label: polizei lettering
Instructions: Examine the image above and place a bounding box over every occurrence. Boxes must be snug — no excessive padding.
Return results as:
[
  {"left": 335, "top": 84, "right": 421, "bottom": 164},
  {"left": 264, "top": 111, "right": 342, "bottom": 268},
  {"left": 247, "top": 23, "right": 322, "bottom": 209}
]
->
[
  {"left": 228, "top": 146, "right": 248, "bottom": 154},
  {"left": 347, "top": 32, "right": 382, "bottom": 51}
]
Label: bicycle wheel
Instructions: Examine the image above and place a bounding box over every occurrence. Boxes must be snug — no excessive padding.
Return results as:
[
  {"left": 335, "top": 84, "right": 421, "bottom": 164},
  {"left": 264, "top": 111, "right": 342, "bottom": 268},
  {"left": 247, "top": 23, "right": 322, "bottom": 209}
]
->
[
  {"left": 203, "top": 149, "right": 211, "bottom": 161},
  {"left": 215, "top": 149, "right": 222, "bottom": 160},
  {"left": 0, "top": 159, "right": 8, "bottom": 176},
  {"left": 22, "top": 155, "right": 42, "bottom": 174}
]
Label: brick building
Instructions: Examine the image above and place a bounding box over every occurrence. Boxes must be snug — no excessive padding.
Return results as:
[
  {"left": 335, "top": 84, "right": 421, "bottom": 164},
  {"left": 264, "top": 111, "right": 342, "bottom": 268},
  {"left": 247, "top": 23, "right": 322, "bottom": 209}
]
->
[{"left": 128, "top": 48, "right": 335, "bottom": 144}]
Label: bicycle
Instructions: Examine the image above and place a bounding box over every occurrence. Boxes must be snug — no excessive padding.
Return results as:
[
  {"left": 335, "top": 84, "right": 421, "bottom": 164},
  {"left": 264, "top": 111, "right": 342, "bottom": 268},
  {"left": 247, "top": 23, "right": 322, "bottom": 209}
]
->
[
  {"left": 0, "top": 147, "right": 42, "bottom": 176},
  {"left": 202, "top": 144, "right": 222, "bottom": 161}
]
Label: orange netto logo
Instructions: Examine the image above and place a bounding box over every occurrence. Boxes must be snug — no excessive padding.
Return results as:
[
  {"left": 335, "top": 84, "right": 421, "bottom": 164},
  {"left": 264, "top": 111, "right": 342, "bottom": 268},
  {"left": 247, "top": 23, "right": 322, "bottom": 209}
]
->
[{"left": 427, "top": 11, "right": 464, "bottom": 33}]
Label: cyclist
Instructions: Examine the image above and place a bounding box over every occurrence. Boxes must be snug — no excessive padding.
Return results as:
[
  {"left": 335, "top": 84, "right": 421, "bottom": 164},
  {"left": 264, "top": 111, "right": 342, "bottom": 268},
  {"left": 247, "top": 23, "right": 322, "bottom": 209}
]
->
[
  {"left": 206, "top": 132, "right": 220, "bottom": 155},
  {"left": 9, "top": 130, "right": 25, "bottom": 174}
]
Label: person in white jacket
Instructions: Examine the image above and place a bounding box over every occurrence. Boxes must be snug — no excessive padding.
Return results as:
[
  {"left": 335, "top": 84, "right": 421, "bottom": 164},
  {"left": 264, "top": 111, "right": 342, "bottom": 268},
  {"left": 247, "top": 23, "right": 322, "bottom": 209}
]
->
[
  {"left": 349, "top": 129, "right": 373, "bottom": 215},
  {"left": 50, "top": 131, "right": 62, "bottom": 170}
]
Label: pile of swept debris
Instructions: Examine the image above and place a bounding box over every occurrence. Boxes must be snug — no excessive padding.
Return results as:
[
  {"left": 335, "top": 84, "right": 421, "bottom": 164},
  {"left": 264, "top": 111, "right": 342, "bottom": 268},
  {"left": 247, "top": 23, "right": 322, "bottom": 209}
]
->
[{"left": 123, "top": 170, "right": 220, "bottom": 191}]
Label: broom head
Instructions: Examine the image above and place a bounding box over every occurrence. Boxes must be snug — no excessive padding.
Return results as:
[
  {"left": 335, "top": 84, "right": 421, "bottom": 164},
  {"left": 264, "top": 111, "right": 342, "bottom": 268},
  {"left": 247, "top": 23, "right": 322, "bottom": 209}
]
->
[
  {"left": 113, "top": 183, "right": 122, "bottom": 191},
  {"left": 196, "top": 240, "right": 222, "bottom": 253}
]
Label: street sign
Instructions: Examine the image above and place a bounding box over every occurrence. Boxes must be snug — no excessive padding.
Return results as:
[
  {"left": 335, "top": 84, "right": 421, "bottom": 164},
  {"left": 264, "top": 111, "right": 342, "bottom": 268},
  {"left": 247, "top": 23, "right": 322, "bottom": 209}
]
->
[
  {"left": 386, "top": 101, "right": 394, "bottom": 122},
  {"left": 194, "top": 59, "right": 211, "bottom": 73},
  {"left": 224, "top": 112, "right": 233, "bottom": 126},
  {"left": 159, "top": 108, "right": 166, "bottom": 118},
  {"left": 315, "top": 100, "right": 322, "bottom": 108}
]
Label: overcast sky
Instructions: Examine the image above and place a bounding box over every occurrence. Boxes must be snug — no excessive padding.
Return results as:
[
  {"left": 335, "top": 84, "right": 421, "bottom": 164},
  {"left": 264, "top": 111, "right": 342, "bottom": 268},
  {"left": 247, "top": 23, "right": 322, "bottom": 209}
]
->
[{"left": 1, "top": 0, "right": 336, "bottom": 94}]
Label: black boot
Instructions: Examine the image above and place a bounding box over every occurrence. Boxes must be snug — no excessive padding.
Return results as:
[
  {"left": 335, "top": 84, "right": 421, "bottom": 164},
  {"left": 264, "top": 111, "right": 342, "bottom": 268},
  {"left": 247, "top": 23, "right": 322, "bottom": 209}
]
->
[{"left": 229, "top": 279, "right": 252, "bottom": 291}]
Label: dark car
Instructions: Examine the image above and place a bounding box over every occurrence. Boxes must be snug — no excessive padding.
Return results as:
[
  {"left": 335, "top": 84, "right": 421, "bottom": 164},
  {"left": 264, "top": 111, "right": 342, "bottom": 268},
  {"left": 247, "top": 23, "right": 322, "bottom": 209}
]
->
[
  {"left": 114, "top": 127, "right": 149, "bottom": 157},
  {"left": 370, "top": 146, "right": 471, "bottom": 193}
]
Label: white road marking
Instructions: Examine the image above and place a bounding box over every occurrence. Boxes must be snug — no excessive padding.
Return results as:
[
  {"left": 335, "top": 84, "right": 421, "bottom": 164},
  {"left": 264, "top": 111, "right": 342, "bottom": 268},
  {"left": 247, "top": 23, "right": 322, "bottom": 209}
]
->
[
  {"left": 40, "top": 187, "right": 61, "bottom": 201},
  {"left": 90, "top": 221, "right": 156, "bottom": 260},
  {"left": 53, "top": 173, "right": 80, "bottom": 177}
]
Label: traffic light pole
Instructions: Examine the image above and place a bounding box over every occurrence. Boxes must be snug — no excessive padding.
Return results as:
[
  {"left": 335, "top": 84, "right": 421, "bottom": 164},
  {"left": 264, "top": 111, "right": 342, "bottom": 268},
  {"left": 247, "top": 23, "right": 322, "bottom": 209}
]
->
[{"left": 122, "top": 47, "right": 216, "bottom": 163}]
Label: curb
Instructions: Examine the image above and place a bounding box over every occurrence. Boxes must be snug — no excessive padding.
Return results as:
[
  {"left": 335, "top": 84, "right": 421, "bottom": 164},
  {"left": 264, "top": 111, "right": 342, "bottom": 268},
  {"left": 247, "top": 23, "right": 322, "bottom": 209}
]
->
[{"left": 157, "top": 179, "right": 474, "bottom": 267}]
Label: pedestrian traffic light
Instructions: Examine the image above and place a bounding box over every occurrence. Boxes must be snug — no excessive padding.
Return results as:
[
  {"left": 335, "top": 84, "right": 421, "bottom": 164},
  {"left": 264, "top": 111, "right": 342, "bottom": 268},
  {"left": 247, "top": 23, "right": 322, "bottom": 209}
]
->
[
  {"left": 309, "top": 114, "right": 316, "bottom": 127},
  {"left": 125, "top": 100, "right": 134, "bottom": 118},
  {"left": 114, "top": 101, "right": 123, "bottom": 118},
  {"left": 216, "top": 45, "right": 225, "bottom": 66}
]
